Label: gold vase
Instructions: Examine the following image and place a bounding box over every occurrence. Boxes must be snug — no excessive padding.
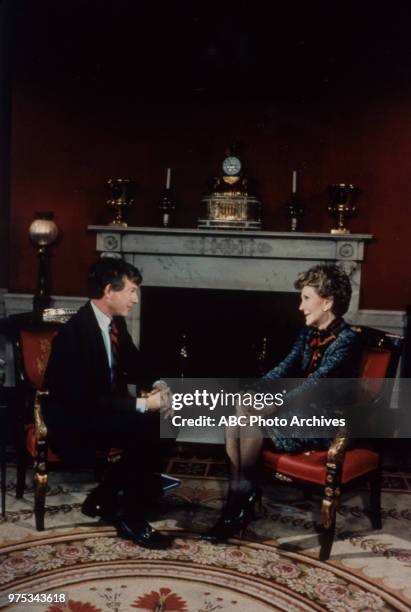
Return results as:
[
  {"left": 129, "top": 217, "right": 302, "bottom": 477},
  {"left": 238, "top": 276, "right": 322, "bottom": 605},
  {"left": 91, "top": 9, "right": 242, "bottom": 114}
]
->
[
  {"left": 327, "top": 183, "right": 358, "bottom": 234},
  {"left": 107, "top": 178, "right": 135, "bottom": 227}
]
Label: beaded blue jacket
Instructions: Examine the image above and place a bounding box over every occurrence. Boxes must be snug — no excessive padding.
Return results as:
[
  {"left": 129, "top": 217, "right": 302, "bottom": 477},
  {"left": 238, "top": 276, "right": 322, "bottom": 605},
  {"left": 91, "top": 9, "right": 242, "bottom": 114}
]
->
[
  {"left": 260, "top": 320, "right": 362, "bottom": 451},
  {"left": 263, "top": 319, "right": 361, "bottom": 396}
]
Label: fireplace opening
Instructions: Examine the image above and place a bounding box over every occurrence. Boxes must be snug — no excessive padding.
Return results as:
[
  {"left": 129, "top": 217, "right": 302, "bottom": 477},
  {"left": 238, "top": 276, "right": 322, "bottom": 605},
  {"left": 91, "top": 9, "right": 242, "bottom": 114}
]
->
[{"left": 140, "top": 287, "right": 302, "bottom": 378}]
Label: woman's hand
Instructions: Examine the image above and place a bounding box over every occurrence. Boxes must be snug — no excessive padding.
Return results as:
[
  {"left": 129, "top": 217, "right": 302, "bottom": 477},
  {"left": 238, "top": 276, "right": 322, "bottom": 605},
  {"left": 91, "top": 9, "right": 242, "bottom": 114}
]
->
[{"left": 146, "top": 382, "right": 173, "bottom": 417}]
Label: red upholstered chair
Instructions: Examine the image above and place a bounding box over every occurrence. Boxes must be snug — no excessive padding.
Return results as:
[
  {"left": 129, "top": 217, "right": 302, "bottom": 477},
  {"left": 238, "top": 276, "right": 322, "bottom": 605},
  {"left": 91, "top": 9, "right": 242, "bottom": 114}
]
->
[
  {"left": 261, "top": 326, "right": 403, "bottom": 561},
  {"left": 12, "top": 308, "right": 124, "bottom": 531},
  {"left": 12, "top": 310, "right": 73, "bottom": 500},
  {"left": 32, "top": 386, "right": 123, "bottom": 531}
]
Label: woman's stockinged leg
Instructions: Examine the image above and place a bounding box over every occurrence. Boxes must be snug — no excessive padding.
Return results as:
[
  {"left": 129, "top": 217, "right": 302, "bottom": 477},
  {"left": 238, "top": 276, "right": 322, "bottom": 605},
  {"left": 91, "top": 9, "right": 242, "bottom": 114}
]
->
[
  {"left": 201, "top": 407, "right": 263, "bottom": 542},
  {"left": 238, "top": 432, "right": 264, "bottom": 490},
  {"left": 225, "top": 422, "right": 241, "bottom": 483},
  {"left": 229, "top": 403, "right": 264, "bottom": 494}
]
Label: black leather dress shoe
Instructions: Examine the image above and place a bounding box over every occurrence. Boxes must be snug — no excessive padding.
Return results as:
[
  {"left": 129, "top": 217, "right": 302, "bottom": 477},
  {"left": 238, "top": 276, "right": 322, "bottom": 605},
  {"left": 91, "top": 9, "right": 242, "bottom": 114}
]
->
[
  {"left": 116, "top": 519, "right": 173, "bottom": 549},
  {"left": 81, "top": 487, "right": 117, "bottom": 523}
]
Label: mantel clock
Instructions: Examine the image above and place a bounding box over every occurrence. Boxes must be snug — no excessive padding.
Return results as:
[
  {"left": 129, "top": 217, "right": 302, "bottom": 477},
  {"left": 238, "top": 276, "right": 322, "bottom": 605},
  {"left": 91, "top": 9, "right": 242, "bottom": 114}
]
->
[{"left": 198, "top": 153, "right": 262, "bottom": 230}]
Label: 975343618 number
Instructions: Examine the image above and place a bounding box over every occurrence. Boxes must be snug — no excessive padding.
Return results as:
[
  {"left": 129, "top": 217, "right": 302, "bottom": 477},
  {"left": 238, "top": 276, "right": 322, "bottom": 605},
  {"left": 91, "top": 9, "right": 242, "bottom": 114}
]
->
[{"left": 7, "top": 593, "right": 67, "bottom": 605}]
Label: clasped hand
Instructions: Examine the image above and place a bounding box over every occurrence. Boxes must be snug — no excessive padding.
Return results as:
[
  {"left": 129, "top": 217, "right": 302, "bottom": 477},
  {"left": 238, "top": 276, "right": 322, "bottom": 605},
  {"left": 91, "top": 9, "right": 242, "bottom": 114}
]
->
[{"left": 146, "top": 381, "right": 173, "bottom": 417}]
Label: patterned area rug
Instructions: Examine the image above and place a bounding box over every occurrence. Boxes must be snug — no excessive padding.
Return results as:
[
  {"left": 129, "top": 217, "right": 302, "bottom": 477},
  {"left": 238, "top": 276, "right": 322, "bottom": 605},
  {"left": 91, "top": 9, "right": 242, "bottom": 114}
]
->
[{"left": 1, "top": 466, "right": 411, "bottom": 611}]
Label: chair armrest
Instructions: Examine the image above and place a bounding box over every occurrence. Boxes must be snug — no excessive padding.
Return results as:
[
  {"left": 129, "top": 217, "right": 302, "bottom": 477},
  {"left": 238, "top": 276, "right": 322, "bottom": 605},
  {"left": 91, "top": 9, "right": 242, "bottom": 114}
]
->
[
  {"left": 34, "top": 390, "right": 49, "bottom": 443},
  {"left": 322, "top": 435, "right": 349, "bottom": 528},
  {"left": 326, "top": 434, "right": 349, "bottom": 467}
]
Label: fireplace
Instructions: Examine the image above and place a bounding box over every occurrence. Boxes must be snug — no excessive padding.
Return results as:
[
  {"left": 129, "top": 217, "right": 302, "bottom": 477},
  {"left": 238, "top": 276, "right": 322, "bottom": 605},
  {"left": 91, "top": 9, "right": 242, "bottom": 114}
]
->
[
  {"left": 139, "top": 286, "right": 302, "bottom": 378},
  {"left": 89, "top": 225, "right": 373, "bottom": 350}
]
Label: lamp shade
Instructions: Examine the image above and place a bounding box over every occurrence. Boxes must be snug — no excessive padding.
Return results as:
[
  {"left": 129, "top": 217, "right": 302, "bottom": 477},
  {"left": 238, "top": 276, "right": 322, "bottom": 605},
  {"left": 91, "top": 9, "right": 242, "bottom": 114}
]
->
[{"left": 29, "top": 212, "right": 58, "bottom": 247}]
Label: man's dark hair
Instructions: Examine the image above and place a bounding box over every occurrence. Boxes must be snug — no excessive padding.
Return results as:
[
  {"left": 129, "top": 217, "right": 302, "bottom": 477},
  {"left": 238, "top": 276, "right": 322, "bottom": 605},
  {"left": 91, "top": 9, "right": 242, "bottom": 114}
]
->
[{"left": 88, "top": 257, "right": 142, "bottom": 299}]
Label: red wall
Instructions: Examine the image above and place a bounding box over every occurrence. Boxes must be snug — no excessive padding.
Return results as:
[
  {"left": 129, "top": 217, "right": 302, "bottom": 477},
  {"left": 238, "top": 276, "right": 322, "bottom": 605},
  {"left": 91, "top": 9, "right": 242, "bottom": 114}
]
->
[{"left": 7, "top": 3, "right": 411, "bottom": 310}]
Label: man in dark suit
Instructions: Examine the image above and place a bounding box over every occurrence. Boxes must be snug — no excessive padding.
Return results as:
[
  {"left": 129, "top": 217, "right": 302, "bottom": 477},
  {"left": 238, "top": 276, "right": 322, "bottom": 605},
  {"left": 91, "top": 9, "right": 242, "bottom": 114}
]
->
[{"left": 44, "top": 257, "right": 173, "bottom": 549}]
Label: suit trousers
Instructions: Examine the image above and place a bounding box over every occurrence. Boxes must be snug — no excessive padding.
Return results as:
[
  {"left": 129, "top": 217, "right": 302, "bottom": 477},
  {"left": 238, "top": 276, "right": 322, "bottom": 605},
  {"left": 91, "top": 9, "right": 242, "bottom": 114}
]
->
[{"left": 44, "top": 406, "right": 164, "bottom": 487}]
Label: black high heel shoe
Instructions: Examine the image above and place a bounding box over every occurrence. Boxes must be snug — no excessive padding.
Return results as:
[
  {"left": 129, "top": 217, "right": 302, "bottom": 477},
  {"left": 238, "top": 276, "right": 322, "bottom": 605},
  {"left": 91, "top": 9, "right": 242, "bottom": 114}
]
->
[{"left": 201, "top": 488, "right": 262, "bottom": 543}]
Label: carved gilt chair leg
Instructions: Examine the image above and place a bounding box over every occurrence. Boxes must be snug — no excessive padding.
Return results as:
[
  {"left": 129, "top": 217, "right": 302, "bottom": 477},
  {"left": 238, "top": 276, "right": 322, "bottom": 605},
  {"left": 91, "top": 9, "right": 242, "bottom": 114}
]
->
[
  {"left": 320, "top": 435, "right": 347, "bottom": 561},
  {"left": 33, "top": 390, "right": 49, "bottom": 531},
  {"left": 34, "top": 440, "right": 48, "bottom": 531},
  {"left": 320, "top": 485, "right": 341, "bottom": 561},
  {"left": 369, "top": 469, "right": 382, "bottom": 530}
]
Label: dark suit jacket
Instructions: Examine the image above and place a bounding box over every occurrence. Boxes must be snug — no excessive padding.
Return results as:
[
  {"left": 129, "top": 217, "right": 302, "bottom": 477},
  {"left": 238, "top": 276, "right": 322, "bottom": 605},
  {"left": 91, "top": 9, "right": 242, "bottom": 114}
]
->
[{"left": 44, "top": 301, "right": 151, "bottom": 416}]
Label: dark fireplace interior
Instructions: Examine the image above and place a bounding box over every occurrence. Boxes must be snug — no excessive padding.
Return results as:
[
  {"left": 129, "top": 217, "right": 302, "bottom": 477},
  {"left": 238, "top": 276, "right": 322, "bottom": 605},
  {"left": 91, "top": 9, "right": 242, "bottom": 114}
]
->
[{"left": 140, "top": 287, "right": 302, "bottom": 378}]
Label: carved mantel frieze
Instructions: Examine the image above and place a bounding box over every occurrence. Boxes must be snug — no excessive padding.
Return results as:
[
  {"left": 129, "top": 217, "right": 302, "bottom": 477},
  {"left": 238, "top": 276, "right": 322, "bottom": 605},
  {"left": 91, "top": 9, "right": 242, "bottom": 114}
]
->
[
  {"left": 89, "top": 225, "right": 370, "bottom": 300},
  {"left": 91, "top": 226, "right": 370, "bottom": 262}
]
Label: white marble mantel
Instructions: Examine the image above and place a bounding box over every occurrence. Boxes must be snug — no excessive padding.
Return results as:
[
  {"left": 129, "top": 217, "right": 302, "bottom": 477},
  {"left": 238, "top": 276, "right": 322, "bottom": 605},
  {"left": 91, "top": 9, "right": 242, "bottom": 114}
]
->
[{"left": 89, "top": 226, "right": 372, "bottom": 315}]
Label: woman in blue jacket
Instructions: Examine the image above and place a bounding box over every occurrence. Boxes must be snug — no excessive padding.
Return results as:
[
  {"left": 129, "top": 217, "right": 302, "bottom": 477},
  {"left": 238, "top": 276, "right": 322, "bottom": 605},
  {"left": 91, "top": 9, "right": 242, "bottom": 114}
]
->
[{"left": 203, "top": 263, "right": 361, "bottom": 542}]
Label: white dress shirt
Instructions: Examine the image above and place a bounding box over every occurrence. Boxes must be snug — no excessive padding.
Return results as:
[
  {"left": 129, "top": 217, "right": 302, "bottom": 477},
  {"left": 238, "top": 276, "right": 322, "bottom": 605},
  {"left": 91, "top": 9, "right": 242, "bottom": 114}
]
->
[{"left": 90, "top": 300, "right": 146, "bottom": 413}]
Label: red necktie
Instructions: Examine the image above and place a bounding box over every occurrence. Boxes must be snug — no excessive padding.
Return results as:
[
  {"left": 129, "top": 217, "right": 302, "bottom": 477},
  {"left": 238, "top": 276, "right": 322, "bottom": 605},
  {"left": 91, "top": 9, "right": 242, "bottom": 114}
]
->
[{"left": 109, "top": 321, "right": 120, "bottom": 387}]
